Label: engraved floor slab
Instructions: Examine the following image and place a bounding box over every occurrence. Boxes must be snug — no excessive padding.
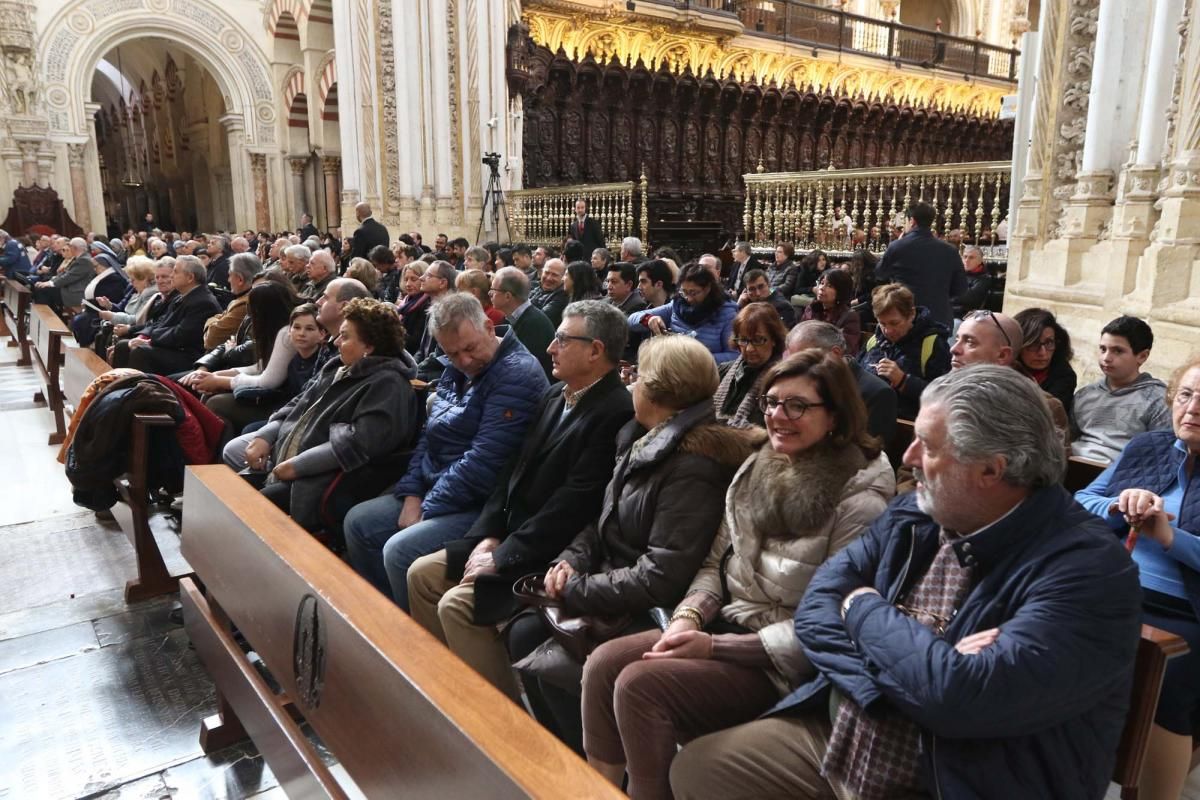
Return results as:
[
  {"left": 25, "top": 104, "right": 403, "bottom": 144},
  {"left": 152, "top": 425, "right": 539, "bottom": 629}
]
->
[
  {"left": 0, "top": 628, "right": 215, "bottom": 800},
  {"left": 87, "top": 741, "right": 279, "bottom": 800},
  {"left": 0, "top": 620, "right": 99, "bottom": 676}
]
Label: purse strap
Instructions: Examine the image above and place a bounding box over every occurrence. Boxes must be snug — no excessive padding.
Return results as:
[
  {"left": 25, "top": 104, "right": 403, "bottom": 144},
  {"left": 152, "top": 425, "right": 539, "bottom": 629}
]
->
[{"left": 512, "top": 573, "right": 558, "bottom": 608}]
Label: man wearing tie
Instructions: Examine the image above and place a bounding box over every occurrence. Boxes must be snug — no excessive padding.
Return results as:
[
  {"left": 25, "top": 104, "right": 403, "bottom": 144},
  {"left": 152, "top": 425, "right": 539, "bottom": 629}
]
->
[{"left": 567, "top": 199, "right": 606, "bottom": 256}]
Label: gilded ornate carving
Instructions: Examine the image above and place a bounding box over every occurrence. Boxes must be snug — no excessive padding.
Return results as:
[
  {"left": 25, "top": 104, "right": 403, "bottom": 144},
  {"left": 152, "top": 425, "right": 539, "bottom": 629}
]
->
[{"left": 524, "top": 8, "right": 1009, "bottom": 117}]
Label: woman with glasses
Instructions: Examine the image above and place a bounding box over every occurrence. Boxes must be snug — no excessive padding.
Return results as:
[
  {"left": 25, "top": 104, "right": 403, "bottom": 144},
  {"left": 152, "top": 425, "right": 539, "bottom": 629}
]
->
[
  {"left": 629, "top": 261, "right": 740, "bottom": 364},
  {"left": 1013, "top": 307, "right": 1078, "bottom": 416},
  {"left": 800, "top": 267, "right": 861, "bottom": 355},
  {"left": 396, "top": 261, "right": 429, "bottom": 355},
  {"left": 581, "top": 349, "right": 895, "bottom": 799},
  {"left": 505, "top": 334, "right": 760, "bottom": 755},
  {"left": 713, "top": 303, "right": 788, "bottom": 428},
  {"left": 1075, "top": 354, "right": 1200, "bottom": 800}
]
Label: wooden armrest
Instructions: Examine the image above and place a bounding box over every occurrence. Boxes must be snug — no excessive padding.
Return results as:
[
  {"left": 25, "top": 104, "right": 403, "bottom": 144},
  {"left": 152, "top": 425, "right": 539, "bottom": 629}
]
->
[
  {"left": 410, "top": 378, "right": 429, "bottom": 391},
  {"left": 1140, "top": 623, "right": 1190, "bottom": 657},
  {"left": 132, "top": 413, "right": 176, "bottom": 427}
]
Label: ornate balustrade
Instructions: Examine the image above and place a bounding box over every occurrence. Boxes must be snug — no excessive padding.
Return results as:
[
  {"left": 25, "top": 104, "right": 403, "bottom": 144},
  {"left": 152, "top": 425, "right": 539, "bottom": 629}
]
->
[
  {"left": 508, "top": 175, "right": 649, "bottom": 249},
  {"left": 743, "top": 160, "right": 1011, "bottom": 253}
]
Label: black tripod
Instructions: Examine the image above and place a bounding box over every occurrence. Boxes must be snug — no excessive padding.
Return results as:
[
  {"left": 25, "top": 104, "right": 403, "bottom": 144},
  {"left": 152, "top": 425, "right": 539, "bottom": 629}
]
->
[{"left": 476, "top": 153, "right": 512, "bottom": 243}]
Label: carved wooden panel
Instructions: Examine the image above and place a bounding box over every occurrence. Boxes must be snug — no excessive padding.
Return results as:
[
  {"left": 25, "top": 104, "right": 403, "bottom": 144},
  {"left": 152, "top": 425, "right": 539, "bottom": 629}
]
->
[{"left": 517, "top": 41, "right": 1014, "bottom": 238}]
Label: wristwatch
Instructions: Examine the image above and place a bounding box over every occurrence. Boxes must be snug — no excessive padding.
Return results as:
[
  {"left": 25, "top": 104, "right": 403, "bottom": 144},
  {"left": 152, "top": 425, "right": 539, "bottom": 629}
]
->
[{"left": 841, "top": 588, "right": 876, "bottom": 620}]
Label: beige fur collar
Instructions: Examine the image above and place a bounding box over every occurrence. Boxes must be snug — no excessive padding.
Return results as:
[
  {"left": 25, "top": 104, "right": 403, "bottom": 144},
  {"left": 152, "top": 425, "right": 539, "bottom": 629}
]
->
[{"left": 740, "top": 441, "right": 868, "bottom": 537}]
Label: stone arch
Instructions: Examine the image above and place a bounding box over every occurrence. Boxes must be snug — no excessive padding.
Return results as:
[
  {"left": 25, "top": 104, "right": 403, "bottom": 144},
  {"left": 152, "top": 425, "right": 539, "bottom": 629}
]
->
[
  {"left": 40, "top": 0, "right": 277, "bottom": 147},
  {"left": 316, "top": 52, "right": 336, "bottom": 110}
]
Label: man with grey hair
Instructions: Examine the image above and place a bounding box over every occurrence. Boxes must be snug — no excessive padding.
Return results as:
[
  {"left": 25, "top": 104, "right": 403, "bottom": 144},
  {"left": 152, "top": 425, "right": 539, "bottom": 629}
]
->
[
  {"left": 490, "top": 266, "right": 555, "bottom": 379},
  {"left": 230, "top": 236, "right": 250, "bottom": 255},
  {"left": 205, "top": 234, "right": 231, "bottom": 289},
  {"left": 33, "top": 237, "right": 94, "bottom": 311},
  {"left": 951, "top": 245, "right": 993, "bottom": 318},
  {"left": 408, "top": 298, "right": 633, "bottom": 704},
  {"left": 279, "top": 244, "right": 311, "bottom": 292},
  {"left": 111, "top": 254, "right": 221, "bottom": 374},
  {"left": 344, "top": 292, "right": 548, "bottom": 613},
  {"left": 413, "top": 260, "right": 459, "bottom": 380},
  {"left": 301, "top": 249, "right": 336, "bottom": 301},
  {"left": 202, "top": 252, "right": 261, "bottom": 350},
  {"left": 0, "top": 228, "right": 32, "bottom": 278},
  {"left": 672, "top": 365, "right": 1143, "bottom": 800},
  {"left": 530, "top": 257, "right": 568, "bottom": 328},
  {"left": 787, "top": 320, "right": 896, "bottom": 443},
  {"left": 619, "top": 236, "right": 644, "bottom": 263},
  {"left": 725, "top": 241, "right": 759, "bottom": 297},
  {"left": 463, "top": 245, "right": 491, "bottom": 272}
]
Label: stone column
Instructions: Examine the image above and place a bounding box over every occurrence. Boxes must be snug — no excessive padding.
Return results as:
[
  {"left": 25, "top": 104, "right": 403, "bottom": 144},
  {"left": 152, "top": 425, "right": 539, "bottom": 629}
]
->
[
  {"left": 66, "top": 143, "right": 91, "bottom": 232},
  {"left": 250, "top": 154, "right": 270, "bottom": 232},
  {"left": 289, "top": 157, "right": 309, "bottom": 224},
  {"left": 16, "top": 140, "right": 39, "bottom": 187},
  {"left": 1136, "top": 0, "right": 1186, "bottom": 166},
  {"left": 322, "top": 156, "right": 341, "bottom": 231}
]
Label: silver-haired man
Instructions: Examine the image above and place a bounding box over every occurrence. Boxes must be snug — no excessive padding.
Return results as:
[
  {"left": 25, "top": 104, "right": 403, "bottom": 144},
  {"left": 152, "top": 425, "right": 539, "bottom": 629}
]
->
[{"left": 671, "top": 365, "right": 1142, "bottom": 800}]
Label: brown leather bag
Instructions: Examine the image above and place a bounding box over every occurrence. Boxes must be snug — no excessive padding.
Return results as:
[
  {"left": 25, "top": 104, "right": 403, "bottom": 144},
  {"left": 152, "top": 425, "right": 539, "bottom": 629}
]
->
[{"left": 512, "top": 573, "right": 630, "bottom": 662}]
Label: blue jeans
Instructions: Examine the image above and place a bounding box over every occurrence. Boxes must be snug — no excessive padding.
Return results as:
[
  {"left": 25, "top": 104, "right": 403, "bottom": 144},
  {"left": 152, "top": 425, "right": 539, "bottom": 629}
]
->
[{"left": 343, "top": 494, "right": 479, "bottom": 610}]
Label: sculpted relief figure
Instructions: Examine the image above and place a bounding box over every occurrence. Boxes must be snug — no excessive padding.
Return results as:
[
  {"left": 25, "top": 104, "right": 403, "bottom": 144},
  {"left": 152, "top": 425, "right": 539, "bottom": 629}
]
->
[{"left": 4, "top": 52, "right": 37, "bottom": 115}]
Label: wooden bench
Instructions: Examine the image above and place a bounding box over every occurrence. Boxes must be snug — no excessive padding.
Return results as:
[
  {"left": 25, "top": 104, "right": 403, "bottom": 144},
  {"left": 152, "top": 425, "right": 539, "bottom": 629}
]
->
[
  {"left": 1114, "top": 625, "right": 1191, "bottom": 799},
  {"left": 885, "top": 418, "right": 916, "bottom": 469},
  {"left": 1, "top": 278, "right": 31, "bottom": 365},
  {"left": 29, "top": 303, "right": 69, "bottom": 444},
  {"left": 1064, "top": 455, "right": 1109, "bottom": 494},
  {"left": 62, "top": 345, "right": 191, "bottom": 602},
  {"left": 180, "top": 465, "right": 621, "bottom": 798}
]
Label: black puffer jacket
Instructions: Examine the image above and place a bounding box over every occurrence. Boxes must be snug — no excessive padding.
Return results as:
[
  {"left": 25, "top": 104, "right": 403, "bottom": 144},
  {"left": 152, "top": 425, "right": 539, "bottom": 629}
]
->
[
  {"left": 859, "top": 307, "right": 951, "bottom": 419},
  {"left": 555, "top": 401, "right": 763, "bottom": 616}
]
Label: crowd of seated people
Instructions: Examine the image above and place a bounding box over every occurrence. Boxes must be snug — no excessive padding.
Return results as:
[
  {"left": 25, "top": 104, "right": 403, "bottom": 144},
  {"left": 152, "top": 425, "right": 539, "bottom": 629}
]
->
[{"left": 19, "top": 202, "right": 1199, "bottom": 798}]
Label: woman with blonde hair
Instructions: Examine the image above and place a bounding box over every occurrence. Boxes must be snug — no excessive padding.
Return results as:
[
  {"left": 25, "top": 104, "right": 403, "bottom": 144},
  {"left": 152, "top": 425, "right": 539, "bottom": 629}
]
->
[{"left": 397, "top": 260, "right": 430, "bottom": 354}]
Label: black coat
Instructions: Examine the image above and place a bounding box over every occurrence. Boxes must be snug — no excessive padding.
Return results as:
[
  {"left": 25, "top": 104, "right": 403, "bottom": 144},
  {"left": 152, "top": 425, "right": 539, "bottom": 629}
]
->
[
  {"left": 859, "top": 307, "right": 951, "bottom": 420},
  {"left": 952, "top": 269, "right": 994, "bottom": 317},
  {"left": 299, "top": 222, "right": 319, "bottom": 240},
  {"left": 849, "top": 359, "right": 897, "bottom": 444},
  {"left": 206, "top": 255, "right": 231, "bottom": 290},
  {"left": 139, "top": 285, "right": 223, "bottom": 359},
  {"left": 568, "top": 215, "right": 606, "bottom": 255},
  {"left": 443, "top": 371, "right": 635, "bottom": 624},
  {"left": 350, "top": 217, "right": 390, "bottom": 261},
  {"left": 875, "top": 228, "right": 967, "bottom": 328}
]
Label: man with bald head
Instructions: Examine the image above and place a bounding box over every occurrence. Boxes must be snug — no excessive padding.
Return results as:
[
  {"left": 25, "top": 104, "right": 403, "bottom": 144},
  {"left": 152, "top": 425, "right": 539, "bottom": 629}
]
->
[
  {"left": 349, "top": 201, "right": 390, "bottom": 261},
  {"left": 530, "top": 257, "right": 568, "bottom": 328}
]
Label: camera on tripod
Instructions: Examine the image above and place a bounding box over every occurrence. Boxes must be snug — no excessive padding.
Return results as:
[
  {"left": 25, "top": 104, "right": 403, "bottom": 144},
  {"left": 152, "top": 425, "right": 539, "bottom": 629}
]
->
[{"left": 482, "top": 152, "right": 502, "bottom": 170}]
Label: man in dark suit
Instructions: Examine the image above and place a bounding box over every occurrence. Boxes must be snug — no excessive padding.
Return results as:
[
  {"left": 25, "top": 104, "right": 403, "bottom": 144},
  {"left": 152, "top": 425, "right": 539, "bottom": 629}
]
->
[
  {"left": 205, "top": 235, "right": 231, "bottom": 290},
  {"left": 349, "top": 202, "right": 390, "bottom": 261},
  {"left": 111, "top": 255, "right": 222, "bottom": 375},
  {"left": 407, "top": 299, "right": 634, "bottom": 704},
  {"left": 489, "top": 267, "right": 555, "bottom": 379},
  {"left": 297, "top": 212, "right": 319, "bottom": 241},
  {"left": 33, "top": 237, "right": 94, "bottom": 311},
  {"left": 875, "top": 201, "right": 967, "bottom": 329},
  {"left": 567, "top": 198, "right": 606, "bottom": 255}
]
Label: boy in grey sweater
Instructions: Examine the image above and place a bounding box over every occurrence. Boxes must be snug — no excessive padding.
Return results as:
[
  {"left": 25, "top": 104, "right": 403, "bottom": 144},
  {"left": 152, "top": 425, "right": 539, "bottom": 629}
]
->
[{"left": 1071, "top": 316, "right": 1170, "bottom": 463}]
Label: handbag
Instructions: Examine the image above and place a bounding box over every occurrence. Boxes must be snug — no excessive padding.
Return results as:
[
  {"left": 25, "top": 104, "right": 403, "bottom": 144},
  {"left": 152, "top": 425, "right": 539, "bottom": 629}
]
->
[{"left": 512, "top": 573, "right": 631, "bottom": 662}]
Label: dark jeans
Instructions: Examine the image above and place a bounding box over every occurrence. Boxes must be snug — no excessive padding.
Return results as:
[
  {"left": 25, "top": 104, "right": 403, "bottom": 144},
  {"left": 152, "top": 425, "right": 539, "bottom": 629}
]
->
[{"left": 506, "top": 613, "right": 585, "bottom": 756}]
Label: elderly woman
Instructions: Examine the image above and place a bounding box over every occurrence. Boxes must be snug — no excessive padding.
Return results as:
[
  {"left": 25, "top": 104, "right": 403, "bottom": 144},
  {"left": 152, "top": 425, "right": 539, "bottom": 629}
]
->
[
  {"left": 713, "top": 302, "right": 788, "bottom": 428},
  {"left": 97, "top": 256, "right": 158, "bottom": 326},
  {"left": 236, "top": 298, "right": 420, "bottom": 532},
  {"left": 629, "top": 261, "right": 739, "bottom": 364},
  {"left": 1014, "top": 306, "right": 1078, "bottom": 416},
  {"left": 581, "top": 349, "right": 896, "bottom": 799},
  {"left": 507, "top": 335, "right": 762, "bottom": 753},
  {"left": 801, "top": 268, "right": 861, "bottom": 355},
  {"left": 1076, "top": 354, "right": 1200, "bottom": 800},
  {"left": 68, "top": 249, "right": 130, "bottom": 345},
  {"left": 344, "top": 257, "right": 379, "bottom": 294},
  {"left": 859, "top": 282, "right": 951, "bottom": 420},
  {"left": 396, "top": 260, "right": 430, "bottom": 354}
]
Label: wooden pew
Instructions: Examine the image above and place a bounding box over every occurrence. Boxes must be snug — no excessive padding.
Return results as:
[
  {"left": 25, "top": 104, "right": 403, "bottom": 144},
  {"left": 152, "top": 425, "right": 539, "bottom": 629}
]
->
[
  {"left": 1064, "top": 455, "right": 1109, "bottom": 494},
  {"left": 61, "top": 345, "right": 190, "bottom": 602},
  {"left": 1114, "top": 625, "right": 1190, "bottom": 799},
  {"left": 29, "top": 303, "right": 69, "bottom": 444},
  {"left": 1, "top": 278, "right": 31, "bottom": 365},
  {"left": 885, "top": 418, "right": 916, "bottom": 469},
  {"left": 180, "top": 465, "right": 622, "bottom": 799}
]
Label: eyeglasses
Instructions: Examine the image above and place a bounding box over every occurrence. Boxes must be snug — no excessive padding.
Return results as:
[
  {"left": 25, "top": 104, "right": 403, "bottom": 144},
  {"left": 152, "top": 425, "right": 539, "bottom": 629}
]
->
[
  {"left": 733, "top": 336, "right": 770, "bottom": 347},
  {"left": 678, "top": 287, "right": 705, "bottom": 301},
  {"left": 1174, "top": 388, "right": 1199, "bottom": 407},
  {"left": 1027, "top": 337, "right": 1057, "bottom": 353},
  {"left": 966, "top": 309, "right": 1011, "bottom": 349},
  {"left": 758, "top": 395, "right": 826, "bottom": 420},
  {"left": 552, "top": 332, "right": 594, "bottom": 347}
]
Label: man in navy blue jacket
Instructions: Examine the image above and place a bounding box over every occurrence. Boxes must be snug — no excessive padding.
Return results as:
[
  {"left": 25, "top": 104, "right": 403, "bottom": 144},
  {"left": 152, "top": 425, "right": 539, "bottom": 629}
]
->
[
  {"left": 671, "top": 366, "right": 1141, "bottom": 800},
  {"left": 0, "top": 229, "right": 32, "bottom": 278},
  {"left": 875, "top": 202, "right": 967, "bottom": 329}
]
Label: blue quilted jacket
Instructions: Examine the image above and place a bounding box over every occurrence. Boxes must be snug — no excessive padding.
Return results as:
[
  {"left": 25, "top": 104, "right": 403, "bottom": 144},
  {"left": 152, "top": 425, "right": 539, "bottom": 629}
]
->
[
  {"left": 629, "top": 297, "right": 740, "bottom": 364},
  {"left": 393, "top": 330, "right": 548, "bottom": 518},
  {"left": 775, "top": 487, "right": 1141, "bottom": 800}
]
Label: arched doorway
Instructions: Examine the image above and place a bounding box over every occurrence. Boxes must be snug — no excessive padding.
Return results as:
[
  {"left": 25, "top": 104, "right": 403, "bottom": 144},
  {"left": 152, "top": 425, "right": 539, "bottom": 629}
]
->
[
  {"left": 91, "top": 40, "right": 236, "bottom": 233},
  {"left": 39, "top": 0, "right": 279, "bottom": 234}
]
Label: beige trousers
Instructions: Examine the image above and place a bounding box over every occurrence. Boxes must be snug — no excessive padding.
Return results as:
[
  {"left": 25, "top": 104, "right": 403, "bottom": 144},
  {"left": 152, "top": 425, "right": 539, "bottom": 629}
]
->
[{"left": 406, "top": 549, "right": 524, "bottom": 704}]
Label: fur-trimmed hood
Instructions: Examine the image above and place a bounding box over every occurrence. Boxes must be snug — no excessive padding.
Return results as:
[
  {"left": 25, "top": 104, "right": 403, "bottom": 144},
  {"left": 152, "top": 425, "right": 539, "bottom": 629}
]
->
[{"left": 618, "top": 400, "right": 765, "bottom": 473}]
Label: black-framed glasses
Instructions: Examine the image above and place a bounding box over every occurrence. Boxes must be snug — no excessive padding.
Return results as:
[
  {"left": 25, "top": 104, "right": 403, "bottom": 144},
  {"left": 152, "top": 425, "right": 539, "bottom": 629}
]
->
[
  {"left": 552, "top": 332, "right": 594, "bottom": 347},
  {"left": 758, "top": 395, "right": 826, "bottom": 420},
  {"left": 966, "top": 309, "right": 1011, "bottom": 349},
  {"left": 733, "top": 336, "right": 770, "bottom": 347}
]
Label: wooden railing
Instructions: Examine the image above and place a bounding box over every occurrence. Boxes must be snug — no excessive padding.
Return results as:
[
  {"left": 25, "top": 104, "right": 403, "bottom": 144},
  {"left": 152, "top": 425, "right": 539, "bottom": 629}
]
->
[
  {"left": 508, "top": 174, "right": 649, "bottom": 250},
  {"left": 743, "top": 160, "right": 1011, "bottom": 253}
]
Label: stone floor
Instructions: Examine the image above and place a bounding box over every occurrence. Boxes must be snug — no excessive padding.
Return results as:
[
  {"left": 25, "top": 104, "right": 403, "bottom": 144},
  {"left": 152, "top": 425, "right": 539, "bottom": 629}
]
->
[{"left": 0, "top": 334, "right": 1196, "bottom": 798}]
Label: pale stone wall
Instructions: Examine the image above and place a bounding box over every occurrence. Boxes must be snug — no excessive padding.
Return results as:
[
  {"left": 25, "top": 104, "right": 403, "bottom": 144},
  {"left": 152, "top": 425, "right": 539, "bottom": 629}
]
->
[{"left": 1006, "top": 0, "right": 1200, "bottom": 383}]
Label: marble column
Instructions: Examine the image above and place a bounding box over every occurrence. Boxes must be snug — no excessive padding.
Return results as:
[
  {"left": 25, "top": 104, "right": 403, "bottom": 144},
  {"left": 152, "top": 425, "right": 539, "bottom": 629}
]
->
[
  {"left": 66, "top": 143, "right": 91, "bottom": 232},
  {"left": 17, "top": 141, "right": 39, "bottom": 187},
  {"left": 250, "top": 153, "right": 270, "bottom": 232},
  {"left": 322, "top": 156, "right": 341, "bottom": 231},
  {"left": 1136, "top": 0, "right": 1186, "bottom": 166},
  {"left": 289, "top": 157, "right": 309, "bottom": 224}
]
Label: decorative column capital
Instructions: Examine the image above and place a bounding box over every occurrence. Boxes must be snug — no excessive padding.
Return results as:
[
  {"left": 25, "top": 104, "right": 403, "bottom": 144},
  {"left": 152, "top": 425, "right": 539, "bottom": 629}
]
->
[
  {"left": 249, "top": 152, "right": 268, "bottom": 175},
  {"left": 16, "top": 140, "right": 40, "bottom": 160},
  {"left": 288, "top": 157, "right": 308, "bottom": 176},
  {"left": 66, "top": 142, "right": 87, "bottom": 168},
  {"left": 321, "top": 155, "right": 341, "bottom": 176}
]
